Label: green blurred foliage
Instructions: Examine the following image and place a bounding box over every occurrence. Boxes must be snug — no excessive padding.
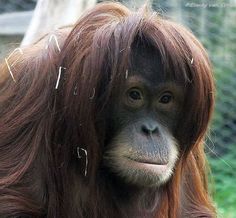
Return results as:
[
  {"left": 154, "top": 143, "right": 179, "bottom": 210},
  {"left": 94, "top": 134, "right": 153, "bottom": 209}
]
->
[{"left": 208, "top": 145, "right": 236, "bottom": 218}]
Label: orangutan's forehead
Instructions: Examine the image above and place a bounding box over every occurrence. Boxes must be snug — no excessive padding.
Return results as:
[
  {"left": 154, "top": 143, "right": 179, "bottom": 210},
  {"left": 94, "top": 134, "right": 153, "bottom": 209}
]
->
[{"left": 130, "top": 43, "right": 165, "bottom": 85}]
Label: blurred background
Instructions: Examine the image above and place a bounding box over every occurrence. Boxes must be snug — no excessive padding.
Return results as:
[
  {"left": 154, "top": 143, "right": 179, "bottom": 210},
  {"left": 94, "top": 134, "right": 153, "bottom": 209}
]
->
[{"left": 0, "top": 0, "right": 235, "bottom": 217}]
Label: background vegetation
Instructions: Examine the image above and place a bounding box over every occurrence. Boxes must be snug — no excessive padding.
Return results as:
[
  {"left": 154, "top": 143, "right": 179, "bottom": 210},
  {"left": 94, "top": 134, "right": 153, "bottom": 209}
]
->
[{"left": 209, "top": 146, "right": 236, "bottom": 218}]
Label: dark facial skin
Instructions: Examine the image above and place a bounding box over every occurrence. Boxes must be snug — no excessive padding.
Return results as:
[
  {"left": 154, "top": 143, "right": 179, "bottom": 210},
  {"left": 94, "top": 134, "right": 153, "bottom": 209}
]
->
[{"left": 104, "top": 43, "right": 184, "bottom": 187}]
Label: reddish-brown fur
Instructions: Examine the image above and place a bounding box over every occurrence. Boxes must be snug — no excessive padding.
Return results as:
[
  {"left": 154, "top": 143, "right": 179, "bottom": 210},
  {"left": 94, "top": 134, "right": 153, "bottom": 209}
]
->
[{"left": 0, "top": 2, "right": 215, "bottom": 217}]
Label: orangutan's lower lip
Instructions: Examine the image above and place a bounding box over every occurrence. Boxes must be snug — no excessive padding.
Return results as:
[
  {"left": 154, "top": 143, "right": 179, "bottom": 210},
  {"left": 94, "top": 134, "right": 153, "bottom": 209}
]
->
[{"left": 125, "top": 157, "right": 168, "bottom": 174}]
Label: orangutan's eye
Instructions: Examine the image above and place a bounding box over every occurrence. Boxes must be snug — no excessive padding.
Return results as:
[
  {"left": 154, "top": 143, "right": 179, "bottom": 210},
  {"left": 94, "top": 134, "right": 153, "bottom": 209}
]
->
[{"left": 159, "top": 93, "right": 173, "bottom": 104}]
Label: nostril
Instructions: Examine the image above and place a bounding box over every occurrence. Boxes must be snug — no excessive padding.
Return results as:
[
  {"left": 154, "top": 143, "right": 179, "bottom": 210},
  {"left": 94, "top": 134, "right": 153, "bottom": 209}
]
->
[
  {"left": 141, "top": 124, "right": 159, "bottom": 135},
  {"left": 141, "top": 125, "right": 150, "bottom": 135}
]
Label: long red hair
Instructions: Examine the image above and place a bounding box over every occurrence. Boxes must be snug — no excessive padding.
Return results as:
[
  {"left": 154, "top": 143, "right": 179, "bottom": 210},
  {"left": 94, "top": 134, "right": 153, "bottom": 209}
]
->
[{"left": 0, "top": 2, "right": 215, "bottom": 217}]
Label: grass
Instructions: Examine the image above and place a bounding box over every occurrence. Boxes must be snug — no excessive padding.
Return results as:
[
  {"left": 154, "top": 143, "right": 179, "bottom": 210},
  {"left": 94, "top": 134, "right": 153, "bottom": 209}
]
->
[{"left": 208, "top": 145, "right": 236, "bottom": 218}]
